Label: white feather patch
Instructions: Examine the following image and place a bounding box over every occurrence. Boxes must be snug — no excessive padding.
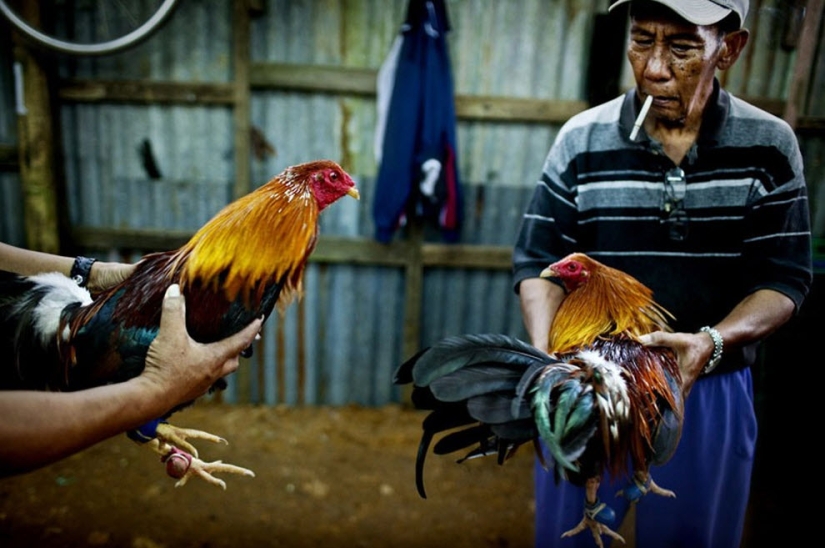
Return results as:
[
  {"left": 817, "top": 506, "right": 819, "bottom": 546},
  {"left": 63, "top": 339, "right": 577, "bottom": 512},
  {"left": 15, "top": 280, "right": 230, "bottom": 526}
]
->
[
  {"left": 28, "top": 272, "right": 92, "bottom": 345},
  {"left": 573, "top": 349, "right": 631, "bottom": 423}
]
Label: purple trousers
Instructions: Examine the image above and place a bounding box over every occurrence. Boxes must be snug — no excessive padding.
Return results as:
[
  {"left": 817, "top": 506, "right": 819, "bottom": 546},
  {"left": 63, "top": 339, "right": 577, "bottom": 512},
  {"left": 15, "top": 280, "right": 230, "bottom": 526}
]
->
[{"left": 534, "top": 369, "right": 757, "bottom": 548}]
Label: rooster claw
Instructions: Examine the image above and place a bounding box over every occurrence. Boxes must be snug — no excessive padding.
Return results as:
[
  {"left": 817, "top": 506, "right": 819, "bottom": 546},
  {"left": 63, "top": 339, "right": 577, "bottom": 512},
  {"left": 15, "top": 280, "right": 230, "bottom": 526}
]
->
[
  {"left": 617, "top": 471, "right": 675, "bottom": 501},
  {"left": 560, "top": 499, "right": 624, "bottom": 548},
  {"left": 156, "top": 422, "right": 227, "bottom": 458},
  {"left": 161, "top": 447, "right": 255, "bottom": 490}
]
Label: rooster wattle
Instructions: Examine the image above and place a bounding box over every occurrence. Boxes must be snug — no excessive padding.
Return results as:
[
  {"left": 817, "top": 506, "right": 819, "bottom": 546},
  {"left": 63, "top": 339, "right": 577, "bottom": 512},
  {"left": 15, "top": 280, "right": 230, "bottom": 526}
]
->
[
  {"left": 0, "top": 159, "right": 359, "bottom": 489},
  {"left": 394, "top": 252, "right": 684, "bottom": 547}
]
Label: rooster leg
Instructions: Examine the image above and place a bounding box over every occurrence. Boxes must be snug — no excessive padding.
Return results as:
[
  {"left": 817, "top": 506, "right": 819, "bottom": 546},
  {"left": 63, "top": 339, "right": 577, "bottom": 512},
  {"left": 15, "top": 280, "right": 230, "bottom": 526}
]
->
[
  {"left": 143, "top": 440, "right": 255, "bottom": 490},
  {"left": 617, "top": 470, "right": 676, "bottom": 502},
  {"left": 561, "top": 476, "right": 625, "bottom": 547},
  {"left": 155, "top": 421, "right": 228, "bottom": 458}
]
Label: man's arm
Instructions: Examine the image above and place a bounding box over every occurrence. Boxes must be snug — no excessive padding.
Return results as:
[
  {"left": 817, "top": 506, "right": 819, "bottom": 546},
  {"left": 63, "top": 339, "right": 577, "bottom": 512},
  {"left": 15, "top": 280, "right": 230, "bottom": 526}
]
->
[
  {"left": 518, "top": 277, "right": 566, "bottom": 354},
  {"left": 0, "top": 242, "right": 134, "bottom": 292},
  {"left": 641, "top": 288, "right": 796, "bottom": 393},
  {"left": 0, "top": 285, "right": 262, "bottom": 477}
]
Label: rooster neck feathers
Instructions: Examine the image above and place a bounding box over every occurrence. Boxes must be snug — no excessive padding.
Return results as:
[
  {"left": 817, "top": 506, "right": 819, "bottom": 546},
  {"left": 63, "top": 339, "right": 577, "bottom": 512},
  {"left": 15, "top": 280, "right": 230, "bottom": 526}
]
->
[
  {"left": 168, "top": 159, "right": 355, "bottom": 309},
  {"left": 174, "top": 179, "right": 318, "bottom": 307},
  {"left": 544, "top": 253, "right": 674, "bottom": 353}
]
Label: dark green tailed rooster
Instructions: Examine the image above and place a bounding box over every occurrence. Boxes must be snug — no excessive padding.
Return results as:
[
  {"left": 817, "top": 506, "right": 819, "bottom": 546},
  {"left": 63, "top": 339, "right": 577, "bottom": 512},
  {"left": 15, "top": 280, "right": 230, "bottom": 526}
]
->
[{"left": 394, "top": 253, "right": 684, "bottom": 546}]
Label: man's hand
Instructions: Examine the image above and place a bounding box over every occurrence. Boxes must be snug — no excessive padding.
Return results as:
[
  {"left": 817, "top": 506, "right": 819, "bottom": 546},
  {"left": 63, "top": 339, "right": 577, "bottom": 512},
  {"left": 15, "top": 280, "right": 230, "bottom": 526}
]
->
[
  {"left": 638, "top": 331, "right": 714, "bottom": 395},
  {"left": 140, "top": 284, "right": 263, "bottom": 410}
]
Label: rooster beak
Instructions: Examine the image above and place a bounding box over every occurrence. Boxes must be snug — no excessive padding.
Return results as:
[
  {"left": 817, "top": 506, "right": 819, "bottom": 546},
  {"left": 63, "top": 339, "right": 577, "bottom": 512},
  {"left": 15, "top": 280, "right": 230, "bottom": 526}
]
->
[
  {"left": 347, "top": 187, "right": 360, "bottom": 200},
  {"left": 539, "top": 266, "right": 558, "bottom": 279}
]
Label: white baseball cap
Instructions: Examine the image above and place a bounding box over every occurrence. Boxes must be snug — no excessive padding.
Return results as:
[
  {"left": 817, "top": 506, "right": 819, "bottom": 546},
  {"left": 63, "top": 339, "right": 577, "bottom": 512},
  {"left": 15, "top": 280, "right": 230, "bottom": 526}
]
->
[{"left": 609, "top": 0, "right": 749, "bottom": 27}]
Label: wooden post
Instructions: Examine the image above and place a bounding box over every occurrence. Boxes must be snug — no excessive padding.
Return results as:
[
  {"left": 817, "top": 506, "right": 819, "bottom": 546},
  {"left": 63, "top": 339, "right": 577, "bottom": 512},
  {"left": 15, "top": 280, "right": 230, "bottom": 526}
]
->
[
  {"left": 12, "top": 2, "right": 60, "bottom": 253},
  {"left": 400, "top": 221, "right": 424, "bottom": 404},
  {"left": 231, "top": 0, "right": 253, "bottom": 403},
  {"left": 783, "top": 0, "right": 824, "bottom": 129},
  {"left": 232, "top": 0, "right": 252, "bottom": 199}
]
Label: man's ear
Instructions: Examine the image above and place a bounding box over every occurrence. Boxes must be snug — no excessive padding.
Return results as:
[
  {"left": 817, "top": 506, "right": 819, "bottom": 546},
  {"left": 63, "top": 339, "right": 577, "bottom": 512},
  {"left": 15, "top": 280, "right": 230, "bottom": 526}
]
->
[{"left": 717, "top": 29, "right": 750, "bottom": 70}]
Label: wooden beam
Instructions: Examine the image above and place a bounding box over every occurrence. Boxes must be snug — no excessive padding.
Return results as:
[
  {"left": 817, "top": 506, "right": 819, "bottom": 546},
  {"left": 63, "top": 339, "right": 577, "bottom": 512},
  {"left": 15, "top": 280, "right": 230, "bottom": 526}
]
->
[
  {"left": 454, "top": 95, "right": 589, "bottom": 124},
  {"left": 250, "top": 62, "right": 377, "bottom": 96},
  {"left": 249, "top": 62, "right": 588, "bottom": 124},
  {"left": 58, "top": 63, "right": 825, "bottom": 129},
  {"left": 70, "top": 227, "right": 514, "bottom": 270},
  {"left": 58, "top": 79, "right": 237, "bottom": 105}
]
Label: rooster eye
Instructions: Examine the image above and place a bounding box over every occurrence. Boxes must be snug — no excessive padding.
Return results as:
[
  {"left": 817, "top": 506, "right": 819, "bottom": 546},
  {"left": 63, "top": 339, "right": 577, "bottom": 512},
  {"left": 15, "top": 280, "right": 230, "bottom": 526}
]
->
[{"left": 330, "top": 171, "right": 338, "bottom": 180}]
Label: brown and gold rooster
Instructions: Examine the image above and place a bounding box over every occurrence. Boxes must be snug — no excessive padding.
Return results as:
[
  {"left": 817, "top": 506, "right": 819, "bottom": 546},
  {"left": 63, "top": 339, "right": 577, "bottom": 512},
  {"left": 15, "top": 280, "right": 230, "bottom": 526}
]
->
[
  {"left": 0, "top": 159, "right": 359, "bottom": 489},
  {"left": 394, "top": 252, "right": 684, "bottom": 546}
]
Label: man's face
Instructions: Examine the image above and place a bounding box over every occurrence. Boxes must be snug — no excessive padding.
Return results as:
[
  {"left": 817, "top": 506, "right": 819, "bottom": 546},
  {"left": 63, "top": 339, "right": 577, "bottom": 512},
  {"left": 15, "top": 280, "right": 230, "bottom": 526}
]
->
[{"left": 627, "top": 13, "right": 726, "bottom": 127}]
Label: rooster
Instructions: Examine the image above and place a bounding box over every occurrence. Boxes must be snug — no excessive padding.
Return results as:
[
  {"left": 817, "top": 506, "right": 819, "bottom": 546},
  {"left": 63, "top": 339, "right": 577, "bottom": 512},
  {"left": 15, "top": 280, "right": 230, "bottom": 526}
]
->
[
  {"left": 394, "top": 253, "right": 684, "bottom": 546},
  {"left": 0, "top": 159, "right": 359, "bottom": 489}
]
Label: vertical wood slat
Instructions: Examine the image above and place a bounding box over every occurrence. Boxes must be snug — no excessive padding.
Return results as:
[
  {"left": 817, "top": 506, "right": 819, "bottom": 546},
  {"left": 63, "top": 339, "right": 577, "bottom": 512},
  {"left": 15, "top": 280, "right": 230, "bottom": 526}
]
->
[
  {"left": 12, "top": 1, "right": 60, "bottom": 253},
  {"left": 232, "top": 0, "right": 253, "bottom": 402},
  {"left": 233, "top": 0, "right": 252, "bottom": 199},
  {"left": 400, "top": 222, "right": 424, "bottom": 403},
  {"left": 784, "top": 0, "right": 824, "bottom": 128}
]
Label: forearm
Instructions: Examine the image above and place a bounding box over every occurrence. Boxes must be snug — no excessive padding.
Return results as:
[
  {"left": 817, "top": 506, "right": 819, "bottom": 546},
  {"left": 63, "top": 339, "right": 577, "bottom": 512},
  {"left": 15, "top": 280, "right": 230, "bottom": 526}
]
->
[
  {"left": 518, "top": 278, "right": 565, "bottom": 353},
  {"left": 0, "top": 379, "right": 169, "bottom": 477},
  {"left": 646, "top": 288, "right": 798, "bottom": 391},
  {"left": 713, "top": 288, "right": 795, "bottom": 350},
  {"left": 0, "top": 242, "right": 74, "bottom": 277}
]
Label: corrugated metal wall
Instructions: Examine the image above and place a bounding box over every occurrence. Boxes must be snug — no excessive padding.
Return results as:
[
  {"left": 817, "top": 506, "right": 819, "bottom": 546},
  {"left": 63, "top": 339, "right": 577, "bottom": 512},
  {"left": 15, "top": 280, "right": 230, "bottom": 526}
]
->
[{"left": 1, "top": 0, "right": 823, "bottom": 406}]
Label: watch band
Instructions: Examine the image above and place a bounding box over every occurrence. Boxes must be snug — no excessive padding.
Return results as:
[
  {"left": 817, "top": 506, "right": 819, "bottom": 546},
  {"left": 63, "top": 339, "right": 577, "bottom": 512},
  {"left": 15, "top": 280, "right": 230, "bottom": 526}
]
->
[
  {"left": 699, "top": 326, "right": 723, "bottom": 375},
  {"left": 70, "top": 256, "right": 96, "bottom": 288}
]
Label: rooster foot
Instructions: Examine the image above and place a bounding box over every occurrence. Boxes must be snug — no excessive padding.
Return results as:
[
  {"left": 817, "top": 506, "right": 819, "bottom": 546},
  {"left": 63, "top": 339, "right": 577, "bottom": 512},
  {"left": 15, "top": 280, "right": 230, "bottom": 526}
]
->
[
  {"left": 561, "top": 498, "right": 625, "bottom": 548},
  {"left": 617, "top": 471, "right": 675, "bottom": 502},
  {"left": 156, "top": 421, "right": 228, "bottom": 458},
  {"left": 161, "top": 446, "right": 255, "bottom": 490}
]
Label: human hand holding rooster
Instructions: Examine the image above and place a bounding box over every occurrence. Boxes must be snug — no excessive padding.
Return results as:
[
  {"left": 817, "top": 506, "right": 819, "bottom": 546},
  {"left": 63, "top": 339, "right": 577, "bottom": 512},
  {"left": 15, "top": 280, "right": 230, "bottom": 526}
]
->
[
  {"left": 638, "top": 330, "right": 712, "bottom": 395},
  {"left": 140, "top": 283, "right": 262, "bottom": 412}
]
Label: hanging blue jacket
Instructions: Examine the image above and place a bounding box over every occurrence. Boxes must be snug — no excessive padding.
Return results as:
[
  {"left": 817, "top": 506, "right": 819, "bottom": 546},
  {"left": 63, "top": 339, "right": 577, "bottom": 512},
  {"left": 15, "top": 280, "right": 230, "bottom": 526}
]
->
[{"left": 373, "top": 0, "right": 463, "bottom": 243}]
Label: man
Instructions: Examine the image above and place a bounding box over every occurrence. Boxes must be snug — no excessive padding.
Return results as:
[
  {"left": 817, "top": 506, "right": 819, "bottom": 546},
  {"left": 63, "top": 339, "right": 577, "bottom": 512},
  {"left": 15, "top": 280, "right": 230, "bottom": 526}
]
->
[
  {"left": 0, "top": 243, "right": 262, "bottom": 477},
  {"left": 512, "top": 1, "right": 812, "bottom": 547}
]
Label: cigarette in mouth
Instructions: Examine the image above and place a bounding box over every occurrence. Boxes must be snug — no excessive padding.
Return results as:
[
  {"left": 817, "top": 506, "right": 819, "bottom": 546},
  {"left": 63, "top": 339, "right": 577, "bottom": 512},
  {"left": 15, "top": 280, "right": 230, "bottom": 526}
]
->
[{"left": 630, "top": 94, "right": 653, "bottom": 141}]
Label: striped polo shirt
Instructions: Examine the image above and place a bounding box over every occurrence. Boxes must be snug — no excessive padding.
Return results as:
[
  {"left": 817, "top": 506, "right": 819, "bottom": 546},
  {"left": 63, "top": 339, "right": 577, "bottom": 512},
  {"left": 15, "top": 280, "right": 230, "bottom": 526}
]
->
[{"left": 513, "top": 81, "right": 812, "bottom": 371}]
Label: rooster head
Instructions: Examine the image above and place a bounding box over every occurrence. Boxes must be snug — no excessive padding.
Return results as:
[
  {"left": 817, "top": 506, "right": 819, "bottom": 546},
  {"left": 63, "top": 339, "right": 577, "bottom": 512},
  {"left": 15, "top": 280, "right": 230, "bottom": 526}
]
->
[
  {"left": 540, "top": 252, "right": 596, "bottom": 292},
  {"left": 285, "top": 159, "right": 360, "bottom": 211}
]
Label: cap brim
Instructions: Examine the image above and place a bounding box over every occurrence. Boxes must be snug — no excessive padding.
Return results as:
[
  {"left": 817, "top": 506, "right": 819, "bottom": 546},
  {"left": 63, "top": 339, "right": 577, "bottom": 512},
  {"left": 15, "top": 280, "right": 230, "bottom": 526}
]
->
[{"left": 609, "top": 0, "right": 733, "bottom": 26}]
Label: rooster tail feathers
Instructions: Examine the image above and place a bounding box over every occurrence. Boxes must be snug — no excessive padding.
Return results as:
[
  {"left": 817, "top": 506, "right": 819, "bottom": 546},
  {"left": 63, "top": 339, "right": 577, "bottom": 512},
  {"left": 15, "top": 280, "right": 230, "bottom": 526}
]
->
[
  {"left": 398, "top": 333, "right": 553, "bottom": 389},
  {"left": 397, "top": 334, "right": 557, "bottom": 497},
  {"left": 0, "top": 271, "right": 92, "bottom": 389},
  {"left": 415, "top": 426, "right": 435, "bottom": 498},
  {"left": 532, "top": 371, "right": 598, "bottom": 474},
  {"left": 649, "top": 365, "right": 684, "bottom": 465}
]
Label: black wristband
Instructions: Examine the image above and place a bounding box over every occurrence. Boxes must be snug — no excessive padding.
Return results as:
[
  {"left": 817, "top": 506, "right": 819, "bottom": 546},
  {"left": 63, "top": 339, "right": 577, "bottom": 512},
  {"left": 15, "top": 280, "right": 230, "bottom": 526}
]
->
[{"left": 70, "top": 256, "right": 96, "bottom": 287}]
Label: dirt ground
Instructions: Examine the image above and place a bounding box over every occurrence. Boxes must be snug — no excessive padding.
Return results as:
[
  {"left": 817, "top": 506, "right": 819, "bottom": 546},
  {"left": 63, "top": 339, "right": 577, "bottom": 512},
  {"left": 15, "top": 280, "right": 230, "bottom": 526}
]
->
[
  {"left": 0, "top": 403, "right": 782, "bottom": 548},
  {"left": 0, "top": 404, "right": 536, "bottom": 548}
]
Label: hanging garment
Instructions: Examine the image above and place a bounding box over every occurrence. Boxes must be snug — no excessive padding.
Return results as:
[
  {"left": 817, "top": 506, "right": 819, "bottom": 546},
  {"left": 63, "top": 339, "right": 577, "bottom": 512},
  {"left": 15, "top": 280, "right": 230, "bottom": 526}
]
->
[{"left": 373, "top": 0, "right": 463, "bottom": 243}]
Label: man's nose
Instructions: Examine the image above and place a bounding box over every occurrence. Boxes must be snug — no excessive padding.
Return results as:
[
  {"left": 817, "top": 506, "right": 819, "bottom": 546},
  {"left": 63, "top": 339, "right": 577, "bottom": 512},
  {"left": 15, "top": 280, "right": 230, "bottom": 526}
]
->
[{"left": 644, "top": 46, "right": 671, "bottom": 80}]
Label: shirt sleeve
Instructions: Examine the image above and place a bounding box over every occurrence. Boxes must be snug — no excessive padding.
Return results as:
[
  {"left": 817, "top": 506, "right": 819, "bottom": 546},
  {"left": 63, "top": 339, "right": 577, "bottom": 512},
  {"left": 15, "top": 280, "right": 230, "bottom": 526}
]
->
[{"left": 741, "top": 122, "right": 813, "bottom": 312}]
